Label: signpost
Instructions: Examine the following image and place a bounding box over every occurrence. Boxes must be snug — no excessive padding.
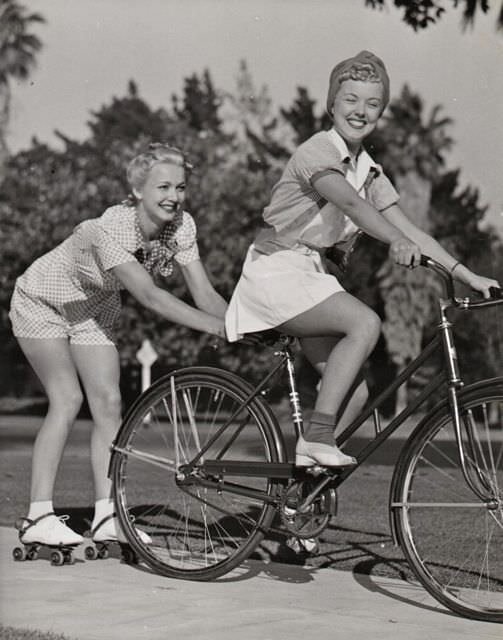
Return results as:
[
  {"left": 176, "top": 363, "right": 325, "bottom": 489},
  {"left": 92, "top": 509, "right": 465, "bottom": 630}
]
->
[{"left": 136, "top": 339, "right": 158, "bottom": 423}]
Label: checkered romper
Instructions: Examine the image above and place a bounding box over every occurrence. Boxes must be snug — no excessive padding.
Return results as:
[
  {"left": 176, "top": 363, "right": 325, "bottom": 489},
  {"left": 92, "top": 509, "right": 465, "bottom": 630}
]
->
[{"left": 9, "top": 204, "right": 200, "bottom": 345}]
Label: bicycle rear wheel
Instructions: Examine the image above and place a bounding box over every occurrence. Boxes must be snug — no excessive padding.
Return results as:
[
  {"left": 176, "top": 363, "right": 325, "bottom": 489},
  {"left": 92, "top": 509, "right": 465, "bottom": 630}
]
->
[
  {"left": 393, "top": 379, "right": 503, "bottom": 622},
  {"left": 110, "top": 367, "right": 285, "bottom": 580}
]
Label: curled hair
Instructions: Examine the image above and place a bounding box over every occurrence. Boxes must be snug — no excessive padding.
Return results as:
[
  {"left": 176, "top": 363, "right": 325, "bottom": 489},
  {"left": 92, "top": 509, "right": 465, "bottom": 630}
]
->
[
  {"left": 338, "top": 62, "right": 383, "bottom": 87},
  {"left": 126, "top": 143, "right": 193, "bottom": 191},
  {"left": 326, "top": 51, "right": 390, "bottom": 114}
]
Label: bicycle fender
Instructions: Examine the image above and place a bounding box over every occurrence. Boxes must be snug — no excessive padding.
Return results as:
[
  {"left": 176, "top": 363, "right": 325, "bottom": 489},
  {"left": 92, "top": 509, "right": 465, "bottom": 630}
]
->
[{"left": 387, "top": 376, "right": 503, "bottom": 545}]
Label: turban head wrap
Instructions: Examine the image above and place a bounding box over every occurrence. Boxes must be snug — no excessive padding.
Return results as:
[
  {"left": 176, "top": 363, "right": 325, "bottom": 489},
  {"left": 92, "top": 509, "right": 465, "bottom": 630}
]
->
[{"left": 326, "top": 50, "right": 390, "bottom": 114}]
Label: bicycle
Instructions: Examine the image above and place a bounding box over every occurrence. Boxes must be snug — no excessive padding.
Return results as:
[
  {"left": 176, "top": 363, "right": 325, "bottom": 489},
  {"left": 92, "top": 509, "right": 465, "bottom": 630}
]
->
[{"left": 109, "top": 256, "right": 503, "bottom": 622}]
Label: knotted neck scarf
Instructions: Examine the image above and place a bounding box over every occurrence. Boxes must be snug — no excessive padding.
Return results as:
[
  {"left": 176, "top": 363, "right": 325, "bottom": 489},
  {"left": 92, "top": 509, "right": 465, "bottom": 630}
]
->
[{"left": 134, "top": 210, "right": 184, "bottom": 278}]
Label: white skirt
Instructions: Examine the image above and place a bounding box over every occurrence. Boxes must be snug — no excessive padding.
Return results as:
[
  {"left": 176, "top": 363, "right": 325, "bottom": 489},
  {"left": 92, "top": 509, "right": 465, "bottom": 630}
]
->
[{"left": 225, "top": 245, "right": 345, "bottom": 342}]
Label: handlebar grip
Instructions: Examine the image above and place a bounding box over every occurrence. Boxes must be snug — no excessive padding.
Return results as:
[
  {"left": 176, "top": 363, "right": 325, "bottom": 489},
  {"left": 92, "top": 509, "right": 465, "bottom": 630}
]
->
[
  {"left": 419, "top": 255, "right": 431, "bottom": 268},
  {"left": 489, "top": 287, "right": 503, "bottom": 299}
]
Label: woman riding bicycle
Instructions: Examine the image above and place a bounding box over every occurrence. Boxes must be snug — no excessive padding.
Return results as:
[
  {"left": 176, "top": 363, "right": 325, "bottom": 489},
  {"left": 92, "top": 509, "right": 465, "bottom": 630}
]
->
[{"left": 225, "top": 50, "right": 499, "bottom": 469}]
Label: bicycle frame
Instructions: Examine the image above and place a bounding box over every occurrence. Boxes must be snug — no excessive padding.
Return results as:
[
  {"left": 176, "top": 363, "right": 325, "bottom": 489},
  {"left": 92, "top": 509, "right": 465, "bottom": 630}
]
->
[{"left": 175, "top": 258, "right": 501, "bottom": 511}]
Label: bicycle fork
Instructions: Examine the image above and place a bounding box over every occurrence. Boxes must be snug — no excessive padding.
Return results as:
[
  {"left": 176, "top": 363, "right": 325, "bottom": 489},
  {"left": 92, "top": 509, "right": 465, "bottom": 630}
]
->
[{"left": 439, "top": 302, "right": 499, "bottom": 505}]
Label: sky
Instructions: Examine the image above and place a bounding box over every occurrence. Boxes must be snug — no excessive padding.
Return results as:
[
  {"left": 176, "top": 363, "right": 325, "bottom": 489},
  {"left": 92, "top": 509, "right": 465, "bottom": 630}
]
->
[{"left": 8, "top": 0, "right": 503, "bottom": 234}]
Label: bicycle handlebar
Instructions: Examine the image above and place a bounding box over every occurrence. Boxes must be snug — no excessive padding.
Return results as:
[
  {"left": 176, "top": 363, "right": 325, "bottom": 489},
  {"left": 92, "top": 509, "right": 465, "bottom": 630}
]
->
[{"left": 420, "top": 255, "right": 503, "bottom": 310}]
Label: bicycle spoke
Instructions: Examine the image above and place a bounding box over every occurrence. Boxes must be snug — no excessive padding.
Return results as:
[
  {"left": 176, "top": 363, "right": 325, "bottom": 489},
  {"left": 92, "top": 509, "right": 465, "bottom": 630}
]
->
[
  {"left": 112, "top": 370, "right": 281, "bottom": 579},
  {"left": 396, "top": 386, "right": 503, "bottom": 621}
]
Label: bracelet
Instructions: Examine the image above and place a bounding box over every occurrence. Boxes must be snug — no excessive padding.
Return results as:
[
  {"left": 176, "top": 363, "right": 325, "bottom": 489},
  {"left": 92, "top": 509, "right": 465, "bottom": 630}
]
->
[{"left": 450, "top": 261, "right": 461, "bottom": 274}]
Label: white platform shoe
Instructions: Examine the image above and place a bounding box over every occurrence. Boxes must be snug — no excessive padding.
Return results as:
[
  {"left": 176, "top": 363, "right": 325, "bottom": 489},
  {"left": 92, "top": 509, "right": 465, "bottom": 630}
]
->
[{"left": 295, "top": 435, "right": 356, "bottom": 468}]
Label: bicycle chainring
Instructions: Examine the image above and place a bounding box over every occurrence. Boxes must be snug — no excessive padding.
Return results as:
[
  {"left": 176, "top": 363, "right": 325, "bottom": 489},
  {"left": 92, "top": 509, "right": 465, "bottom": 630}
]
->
[{"left": 280, "top": 478, "right": 337, "bottom": 539}]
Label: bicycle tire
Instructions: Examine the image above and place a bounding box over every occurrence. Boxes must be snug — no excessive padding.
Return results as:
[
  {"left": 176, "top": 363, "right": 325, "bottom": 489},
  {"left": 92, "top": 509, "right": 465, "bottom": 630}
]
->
[
  {"left": 110, "top": 366, "right": 286, "bottom": 580},
  {"left": 392, "top": 378, "right": 503, "bottom": 622}
]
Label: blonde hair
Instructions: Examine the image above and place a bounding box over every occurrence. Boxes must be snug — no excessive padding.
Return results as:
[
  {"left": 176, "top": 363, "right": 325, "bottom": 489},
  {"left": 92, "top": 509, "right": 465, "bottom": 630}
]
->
[
  {"left": 338, "top": 62, "right": 383, "bottom": 87},
  {"left": 126, "top": 143, "right": 193, "bottom": 191}
]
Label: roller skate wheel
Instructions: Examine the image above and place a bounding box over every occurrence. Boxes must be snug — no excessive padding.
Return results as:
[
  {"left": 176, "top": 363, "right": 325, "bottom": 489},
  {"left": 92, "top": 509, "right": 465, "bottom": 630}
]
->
[
  {"left": 27, "top": 549, "right": 39, "bottom": 561},
  {"left": 13, "top": 546, "right": 27, "bottom": 561},
  {"left": 50, "top": 550, "right": 65, "bottom": 566},
  {"left": 97, "top": 544, "right": 109, "bottom": 559},
  {"left": 120, "top": 545, "right": 137, "bottom": 564},
  {"left": 64, "top": 551, "right": 75, "bottom": 565},
  {"left": 85, "top": 545, "right": 98, "bottom": 560}
]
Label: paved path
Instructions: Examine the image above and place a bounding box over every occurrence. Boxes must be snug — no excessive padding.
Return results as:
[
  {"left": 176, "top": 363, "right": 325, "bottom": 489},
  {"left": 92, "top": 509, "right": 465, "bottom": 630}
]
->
[{"left": 0, "top": 526, "right": 500, "bottom": 640}]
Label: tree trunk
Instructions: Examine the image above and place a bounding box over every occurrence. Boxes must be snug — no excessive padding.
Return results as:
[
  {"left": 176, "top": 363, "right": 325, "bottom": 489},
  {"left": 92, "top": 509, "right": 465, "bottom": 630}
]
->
[
  {"left": 0, "top": 81, "right": 11, "bottom": 185},
  {"left": 379, "top": 170, "right": 433, "bottom": 415},
  {"left": 394, "top": 171, "right": 432, "bottom": 232}
]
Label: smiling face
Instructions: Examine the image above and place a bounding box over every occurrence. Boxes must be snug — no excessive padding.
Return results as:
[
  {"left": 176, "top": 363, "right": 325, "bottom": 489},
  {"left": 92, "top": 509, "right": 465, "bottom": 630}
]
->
[
  {"left": 134, "top": 162, "right": 186, "bottom": 233},
  {"left": 330, "top": 79, "right": 384, "bottom": 154}
]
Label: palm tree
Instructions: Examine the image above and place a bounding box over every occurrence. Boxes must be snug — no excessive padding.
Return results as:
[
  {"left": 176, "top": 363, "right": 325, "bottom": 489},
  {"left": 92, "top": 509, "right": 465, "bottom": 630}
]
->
[
  {"left": 0, "top": 0, "right": 44, "bottom": 181},
  {"left": 370, "top": 86, "right": 453, "bottom": 412}
]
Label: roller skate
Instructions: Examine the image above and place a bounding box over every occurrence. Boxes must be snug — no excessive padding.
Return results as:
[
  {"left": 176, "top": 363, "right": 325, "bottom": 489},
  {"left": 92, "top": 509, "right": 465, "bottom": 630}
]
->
[
  {"left": 13, "top": 513, "right": 83, "bottom": 566},
  {"left": 84, "top": 514, "right": 151, "bottom": 564}
]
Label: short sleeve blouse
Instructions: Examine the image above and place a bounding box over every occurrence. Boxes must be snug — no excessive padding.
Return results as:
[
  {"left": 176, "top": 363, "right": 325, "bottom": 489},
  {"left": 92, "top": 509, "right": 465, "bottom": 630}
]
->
[
  {"left": 72, "top": 204, "right": 200, "bottom": 290},
  {"left": 255, "top": 130, "right": 399, "bottom": 253}
]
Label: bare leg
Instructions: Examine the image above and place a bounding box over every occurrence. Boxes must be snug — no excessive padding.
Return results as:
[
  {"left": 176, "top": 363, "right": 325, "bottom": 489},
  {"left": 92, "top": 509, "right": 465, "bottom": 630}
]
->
[
  {"left": 17, "top": 338, "right": 83, "bottom": 502},
  {"left": 70, "top": 344, "right": 122, "bottom": 501},
  {"left": 279, "top": 292, "right": 380, "bottom": 420},
  {"left": 278, "top": 292, "right": 380, "bottom": 466},
  {"left": 71, "top": 343, "right": 151, "bottom": 544},
  {"left": 300, "top": 336, "right": 369, "bottom": 436}
]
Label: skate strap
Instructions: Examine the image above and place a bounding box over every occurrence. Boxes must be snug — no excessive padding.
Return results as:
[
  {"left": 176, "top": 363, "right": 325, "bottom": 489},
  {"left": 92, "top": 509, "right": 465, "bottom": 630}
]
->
[
  {"left": 16, "top": 512, "right": 62, "bottom": 541},
  {"left": 15, "top": 512, "right": 58, "bottom": 533},
  {"left": 90, "top": 513, "right": 116, "bottom": 537}
]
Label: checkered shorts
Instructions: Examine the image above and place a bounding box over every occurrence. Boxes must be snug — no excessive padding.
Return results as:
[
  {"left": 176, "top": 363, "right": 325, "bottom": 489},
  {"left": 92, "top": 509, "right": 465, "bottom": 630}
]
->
[
  {"left": 9, "top": 204, "right": 201, "bottom": 346},
  {"left": 9, "top": 286, "right": 119, "bottom": 345}
]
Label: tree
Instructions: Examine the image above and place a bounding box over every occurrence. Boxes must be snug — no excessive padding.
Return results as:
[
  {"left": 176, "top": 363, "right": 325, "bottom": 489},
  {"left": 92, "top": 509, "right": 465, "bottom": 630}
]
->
[
  {"left": 220, "top": 60, "right": 295, "bottom": 167},
  {"left": 429, "top": 169, "right": 502, "bottom": 387},
  {"left": 0, "top": 0, "right": 44, "bottom": 181},
  {"left": 368, "top": 86, "right": 454, "bottom": 411},
  {"left": 1, "top": 66, "right": 500, "bottom": 408},
  {"left": 87, "top": 80, "right": 170, "bottom": 150},
  {"left": 280, "top": 86, "right": 331, "bottom": 145},
  {"left": 364, "top": 0, "right": 503, "bottom": 31},
  {"left": 172, "top": 69, "right": 222, "bottom": 133}
]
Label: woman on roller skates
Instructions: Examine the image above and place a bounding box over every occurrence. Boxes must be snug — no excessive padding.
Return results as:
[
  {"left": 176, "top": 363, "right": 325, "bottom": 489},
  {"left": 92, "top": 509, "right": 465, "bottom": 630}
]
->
[{"left": 9, "top": 143, "right": 227, "bottom": 559}]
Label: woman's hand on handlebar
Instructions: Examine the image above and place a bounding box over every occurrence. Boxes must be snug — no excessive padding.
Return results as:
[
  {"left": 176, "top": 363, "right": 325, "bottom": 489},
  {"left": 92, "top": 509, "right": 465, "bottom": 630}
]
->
[
  {"left": 462, "top": 271, "right": 501, "bottom": 299},
  {"left": 389, "top": 237, "right": 421, "bottom": 268}
]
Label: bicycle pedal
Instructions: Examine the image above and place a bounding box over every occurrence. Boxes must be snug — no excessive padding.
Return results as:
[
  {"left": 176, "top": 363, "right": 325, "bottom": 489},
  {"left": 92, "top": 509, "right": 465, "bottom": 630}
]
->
[{"left": 306, "top": 465, "right": 328, "bottom": 476}]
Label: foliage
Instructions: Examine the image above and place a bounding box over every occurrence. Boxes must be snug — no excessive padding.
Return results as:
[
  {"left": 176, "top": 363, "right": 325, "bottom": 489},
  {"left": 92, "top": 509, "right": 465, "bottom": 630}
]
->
[
  {"left": 280, "top": 86, "right": 332, "bottom": 145},
  {"left": 1, "top": 63, "right": 500, "bottom": 406},
  {"left": 0, "top": 0, "right": 44, "bottom": 83},
  {"left": 364, "top": 0, "right": 503, "bottom": 31},
  {"left": 369, "top": 86, "right": 453, "bottom": 400},
  {"left": 87, "top": 80, "right": 170, "bottom": 150},
  {"left": 0, "top": 626, "right": 74, "bottom": 640},
  {"left": 172, "top": 68, "right": 222, "bottom": 133},
  {"left": 0, "top": 0, "right": 45, "bottom": 181}
]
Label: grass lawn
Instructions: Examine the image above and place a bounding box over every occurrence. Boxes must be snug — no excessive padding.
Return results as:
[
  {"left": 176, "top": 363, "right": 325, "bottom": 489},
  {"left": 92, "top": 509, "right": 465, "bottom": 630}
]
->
[
  {"left": 0, "top": 625, "right": 74, "bottom": 640},
  {"left": 2, "top": 412, "right": 502, "bottom": 599}
]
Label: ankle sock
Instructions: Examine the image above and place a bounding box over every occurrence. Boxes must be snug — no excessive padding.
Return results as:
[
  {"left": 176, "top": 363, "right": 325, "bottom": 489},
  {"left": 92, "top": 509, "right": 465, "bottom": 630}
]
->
[
  {"left": 93, "top": 498, "right": 114, "bottom": 528},
  {"left": 27, "top": 500, "right": 54, "bottom": 521},
  {"left": 303, "top": 411, "right": 336, "bottom": 446}
]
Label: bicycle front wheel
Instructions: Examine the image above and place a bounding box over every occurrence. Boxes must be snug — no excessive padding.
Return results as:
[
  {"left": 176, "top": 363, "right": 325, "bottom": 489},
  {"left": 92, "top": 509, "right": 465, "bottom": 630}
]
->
[
  {"left": 393, "top": 379, "right": 503, "bottom": 622},
  {"left": 110, "top": 367, "right": 285, "bottom": 580}
]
